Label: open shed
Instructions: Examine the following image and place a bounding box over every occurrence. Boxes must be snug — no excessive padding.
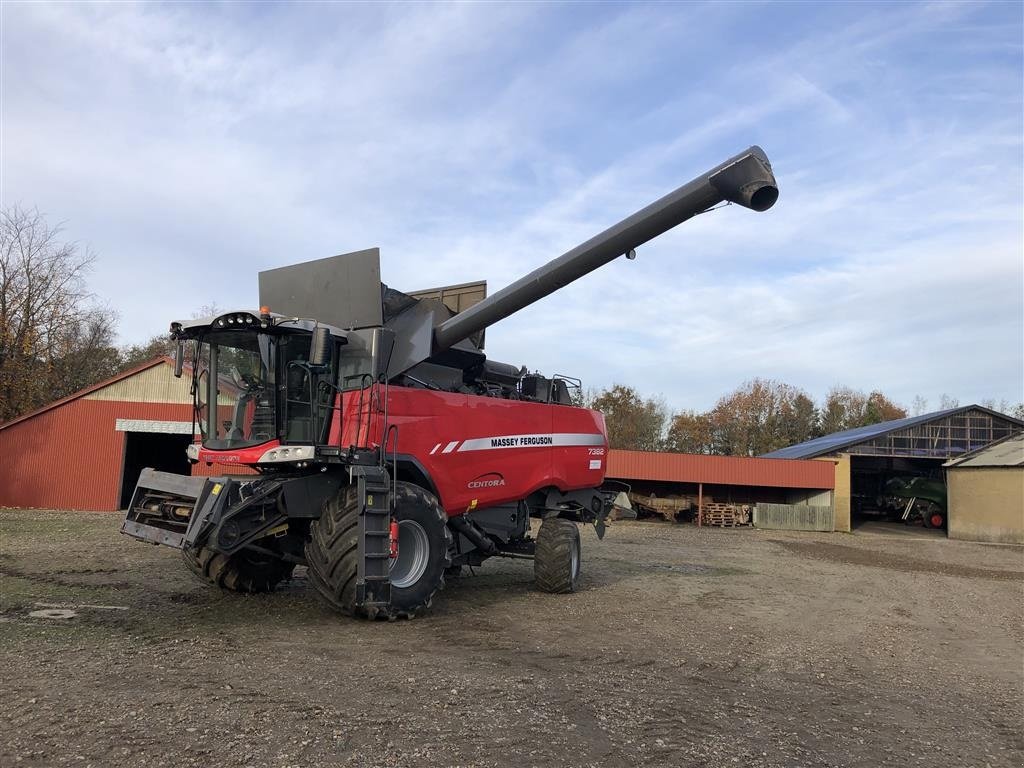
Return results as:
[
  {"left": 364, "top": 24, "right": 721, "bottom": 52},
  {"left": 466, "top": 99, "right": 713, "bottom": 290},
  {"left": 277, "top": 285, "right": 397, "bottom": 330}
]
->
[{"left": 763, "top": 406, "right": 1023, "bottom": 533}]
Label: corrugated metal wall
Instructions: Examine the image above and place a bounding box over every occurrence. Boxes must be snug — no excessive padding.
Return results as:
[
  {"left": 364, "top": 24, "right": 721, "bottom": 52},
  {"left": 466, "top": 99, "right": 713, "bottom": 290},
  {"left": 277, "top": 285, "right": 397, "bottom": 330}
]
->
[
  {"left": 84, "top": 363, "right": 193, "bottom": 403},
  {"left": 754, "top": 503, "right": 835, "bottom": 532},
  {"left": 0, "top": 399, "right": 192, "bottom": 511},
  {"left": 607, "top": 450, "right": 835, "bottom": 489}
]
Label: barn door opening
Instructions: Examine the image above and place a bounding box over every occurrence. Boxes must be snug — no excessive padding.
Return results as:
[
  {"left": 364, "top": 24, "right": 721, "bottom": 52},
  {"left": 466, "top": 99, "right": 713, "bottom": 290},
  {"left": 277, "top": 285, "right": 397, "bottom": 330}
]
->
[{"left": 119, "top": 432, "right": 193, "bottom": 510}]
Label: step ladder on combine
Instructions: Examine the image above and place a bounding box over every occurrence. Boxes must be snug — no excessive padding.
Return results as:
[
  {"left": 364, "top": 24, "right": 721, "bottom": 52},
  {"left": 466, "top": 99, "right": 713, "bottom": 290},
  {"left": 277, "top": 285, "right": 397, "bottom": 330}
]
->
[{"left": 353, "top": 466, "right": 393, "bottom": 614}]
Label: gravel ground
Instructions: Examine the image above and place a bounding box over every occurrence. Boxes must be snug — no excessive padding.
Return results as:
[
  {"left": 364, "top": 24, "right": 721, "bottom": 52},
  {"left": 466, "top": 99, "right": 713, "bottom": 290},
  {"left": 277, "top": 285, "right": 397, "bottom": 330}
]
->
[{"left": 1, "top": 509, "right": 1021, "bottom": 768}]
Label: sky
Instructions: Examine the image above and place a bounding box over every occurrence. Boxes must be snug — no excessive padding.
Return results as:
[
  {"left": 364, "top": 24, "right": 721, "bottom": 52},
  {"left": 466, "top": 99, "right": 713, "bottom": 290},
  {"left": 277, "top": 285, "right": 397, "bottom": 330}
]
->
[{"left": 2, "top": 1, "right": 1022, "bottom": 413}]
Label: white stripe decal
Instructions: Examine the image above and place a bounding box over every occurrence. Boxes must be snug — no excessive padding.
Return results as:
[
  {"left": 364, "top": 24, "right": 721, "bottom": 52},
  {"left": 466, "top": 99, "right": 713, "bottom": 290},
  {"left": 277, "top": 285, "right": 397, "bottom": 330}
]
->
[
  {"left": 442, "top": 441, "right": 460, "bottom": 454},
  {"left": 456, "top": 433, "right": 605, "bottom": 452},
  {"left": 430, "top": 443, "right": 442, "bottom": 455}
]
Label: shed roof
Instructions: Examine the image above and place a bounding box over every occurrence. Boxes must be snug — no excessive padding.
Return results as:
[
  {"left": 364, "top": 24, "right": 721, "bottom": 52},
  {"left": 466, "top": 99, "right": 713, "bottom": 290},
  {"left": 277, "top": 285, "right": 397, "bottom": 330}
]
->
[
  {"left": 762, "top": 405, "right": 1023, "bottom": 460},
  {"left": 944, "top": 433, "right": 1024, "bottom": 468},
  {"left": 607, "top": 449, "right": 834, "bottom": 489},
  {"left": 0, "top": 357, "right": 171, "bottom": 432}
]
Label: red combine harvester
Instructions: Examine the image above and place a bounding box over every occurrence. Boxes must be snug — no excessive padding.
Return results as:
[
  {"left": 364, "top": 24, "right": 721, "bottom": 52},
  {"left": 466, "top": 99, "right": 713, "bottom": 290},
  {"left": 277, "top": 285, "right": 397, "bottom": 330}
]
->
[{"left": 122, "top": 147, "right": 779, "bottom": 619}]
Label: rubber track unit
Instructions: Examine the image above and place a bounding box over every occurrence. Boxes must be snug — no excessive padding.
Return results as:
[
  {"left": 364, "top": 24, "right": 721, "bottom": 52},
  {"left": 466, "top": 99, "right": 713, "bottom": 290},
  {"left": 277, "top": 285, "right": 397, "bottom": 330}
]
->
[
  {"left": 533, "top": 517, "right": 580, "bottom": 594},
  {"left": 183, "top": 545, "right": 295, "bottom": 593},
  {"left": 305, "top": 482, "right": 452, "bottom": 620}
]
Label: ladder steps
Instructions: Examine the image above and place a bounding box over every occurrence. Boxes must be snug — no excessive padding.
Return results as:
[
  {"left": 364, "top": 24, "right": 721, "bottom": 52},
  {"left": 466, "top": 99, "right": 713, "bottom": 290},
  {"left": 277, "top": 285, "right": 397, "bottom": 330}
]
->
[{"left": 354, "top": 466, "right": 394, "bottom": 610}]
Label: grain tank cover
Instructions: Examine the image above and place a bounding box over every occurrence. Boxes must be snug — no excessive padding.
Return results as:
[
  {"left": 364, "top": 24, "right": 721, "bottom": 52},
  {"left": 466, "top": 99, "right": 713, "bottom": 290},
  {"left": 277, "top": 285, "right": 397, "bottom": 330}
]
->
[{"left": 258, "top": 248, "right": 383, "bottom": 330}]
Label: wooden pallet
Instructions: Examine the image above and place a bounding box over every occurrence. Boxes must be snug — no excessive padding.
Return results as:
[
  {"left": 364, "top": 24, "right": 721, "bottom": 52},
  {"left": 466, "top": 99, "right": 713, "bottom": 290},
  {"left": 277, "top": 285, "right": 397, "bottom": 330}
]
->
[{"left": 700, "top": 503, "right": 752, "bottom": 527}]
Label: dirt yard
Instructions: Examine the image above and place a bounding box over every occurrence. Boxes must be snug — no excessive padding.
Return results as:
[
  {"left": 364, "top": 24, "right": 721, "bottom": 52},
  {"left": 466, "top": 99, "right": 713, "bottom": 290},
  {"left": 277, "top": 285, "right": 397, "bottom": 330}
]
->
[{"left": 1, "top": 509, "right": 1021, "bottom": 768}]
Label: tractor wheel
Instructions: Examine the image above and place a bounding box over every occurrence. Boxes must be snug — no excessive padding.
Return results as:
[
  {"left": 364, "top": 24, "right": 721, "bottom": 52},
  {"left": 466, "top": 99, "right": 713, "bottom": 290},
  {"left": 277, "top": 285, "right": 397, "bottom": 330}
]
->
[
  {"left": 306, "top": 482, "right": 452, "bottom": 619},
  {"left": 182, "top": 544, "right": 294, "bottom": 593},
  {"left": 534, "top": 517, "right": 581, "bottom": 594},
  {"left": 918, "top": 502, "right": 945, "bottom": 530}
]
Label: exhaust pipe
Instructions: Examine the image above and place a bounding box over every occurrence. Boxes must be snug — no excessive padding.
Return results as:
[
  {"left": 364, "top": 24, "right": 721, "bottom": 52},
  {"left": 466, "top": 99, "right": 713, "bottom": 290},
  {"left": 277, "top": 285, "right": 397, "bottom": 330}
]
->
[{"left": 433, "top": 146, "right": 778, "bottom": 352}]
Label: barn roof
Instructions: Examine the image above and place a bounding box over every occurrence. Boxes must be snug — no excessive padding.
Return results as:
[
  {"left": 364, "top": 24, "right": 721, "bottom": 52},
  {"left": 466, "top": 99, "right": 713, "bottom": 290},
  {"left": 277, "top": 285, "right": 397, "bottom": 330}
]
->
[
  {"left": 944, "top": 432, "right": 1024, "bottom": 468},
  {"left": 762, "top": 405, "right": 1023, "bottom": 460}
]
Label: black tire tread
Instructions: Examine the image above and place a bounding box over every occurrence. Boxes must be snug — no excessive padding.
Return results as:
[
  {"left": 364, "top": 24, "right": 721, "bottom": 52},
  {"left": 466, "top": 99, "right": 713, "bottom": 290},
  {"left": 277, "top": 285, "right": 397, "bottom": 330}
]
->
[
  {"left": 305, "top": 484, "right": 362, "bottom": 615},
  {"left": 305, "top": 482, "right": 452, "bottom": 619},
  {"left": 182, "top": 544, "right": 294, "bottom": 593},
  {"left": 534, "top": 517, "right": 580, "bottom": 594}
]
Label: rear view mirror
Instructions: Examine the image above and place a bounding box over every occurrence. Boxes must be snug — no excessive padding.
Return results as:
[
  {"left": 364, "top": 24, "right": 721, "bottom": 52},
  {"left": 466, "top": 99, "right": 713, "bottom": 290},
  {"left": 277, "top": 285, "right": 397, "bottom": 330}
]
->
[
  {"left": 173, "top": 340, "right": 184, "bottom": 378},
  {"left": 309, "top": 326, "right": 331, "bottom": 366}
]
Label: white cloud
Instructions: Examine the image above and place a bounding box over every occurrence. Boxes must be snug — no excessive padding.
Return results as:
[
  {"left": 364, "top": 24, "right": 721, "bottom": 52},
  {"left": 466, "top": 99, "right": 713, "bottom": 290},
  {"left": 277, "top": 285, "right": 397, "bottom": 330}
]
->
[{"left": 2, "top": 1, "right": 1021, "bottom": 412}]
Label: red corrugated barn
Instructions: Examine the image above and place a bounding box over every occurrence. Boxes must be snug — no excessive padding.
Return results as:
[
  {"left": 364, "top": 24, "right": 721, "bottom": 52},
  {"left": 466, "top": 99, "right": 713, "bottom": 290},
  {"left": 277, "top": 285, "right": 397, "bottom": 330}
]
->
[{"left": 0, "top": 358, "right": 198, "bottom": 511}]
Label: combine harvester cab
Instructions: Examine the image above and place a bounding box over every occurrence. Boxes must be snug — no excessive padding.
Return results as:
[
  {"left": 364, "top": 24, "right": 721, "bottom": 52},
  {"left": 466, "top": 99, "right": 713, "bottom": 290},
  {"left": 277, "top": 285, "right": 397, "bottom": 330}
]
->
[{"left": 122, "top": 146, "right": 779, "bottom": 619}]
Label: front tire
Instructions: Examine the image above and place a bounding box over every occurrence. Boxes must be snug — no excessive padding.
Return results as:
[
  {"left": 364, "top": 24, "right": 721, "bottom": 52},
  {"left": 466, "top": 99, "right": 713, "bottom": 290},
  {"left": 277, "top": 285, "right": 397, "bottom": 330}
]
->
[
  {"left": 534, "top": 517, "right": 581, "bottom": 594},
  {"left": 306, "top": 482, "right": 452, "bottom": 619},
  {"left": 182, "top": 545, "right": 294, "bottom": 593}
]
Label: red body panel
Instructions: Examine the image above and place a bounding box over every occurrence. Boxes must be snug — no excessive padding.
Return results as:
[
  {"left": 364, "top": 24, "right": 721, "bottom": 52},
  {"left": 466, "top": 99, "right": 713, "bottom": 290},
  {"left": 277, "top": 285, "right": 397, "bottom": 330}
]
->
[
  {"left": 196, "top": 385, "right": 608, "bottom": 518},
  {"left": 361, "top": 387, "right": 608, "bottom": 516}
]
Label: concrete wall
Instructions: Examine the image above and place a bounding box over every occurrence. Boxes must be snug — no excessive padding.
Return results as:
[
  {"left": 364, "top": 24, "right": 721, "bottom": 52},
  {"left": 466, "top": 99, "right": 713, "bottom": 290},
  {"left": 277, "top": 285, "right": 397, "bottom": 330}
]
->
[
  {"left": 947, "top": 468, "right": 1024, "bottom": 544},
  {"left": 815, "top": 454, "right": 851, "bottom": 532}
]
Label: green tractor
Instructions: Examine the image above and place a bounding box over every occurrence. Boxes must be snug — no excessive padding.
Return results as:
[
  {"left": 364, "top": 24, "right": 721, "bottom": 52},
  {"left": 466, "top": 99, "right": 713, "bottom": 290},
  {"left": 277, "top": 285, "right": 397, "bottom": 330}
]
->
[{"left": 882, "top": 476, "right": 948, "bottom": 530}]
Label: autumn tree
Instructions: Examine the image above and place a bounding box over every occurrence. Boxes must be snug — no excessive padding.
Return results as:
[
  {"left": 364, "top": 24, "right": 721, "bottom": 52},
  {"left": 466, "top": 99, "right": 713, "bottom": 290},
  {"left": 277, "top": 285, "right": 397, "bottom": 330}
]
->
[
  {"left": 702, "top": 378, "right": 817, "bottom": 456},
  {"left": 820, "top": 385, "right": 907, "bottom": 434},
  {"left": 864, "top": 391, "right": 907, "bottom": 424},
  {"left": 665, "top": 409, "right": 714, "bottom": 454},
  {"left": 588, "top": 384, "right": 668, "bottom": 451},
  {"left": 0, "top": 206, "right": 119, "bottom": 422}
]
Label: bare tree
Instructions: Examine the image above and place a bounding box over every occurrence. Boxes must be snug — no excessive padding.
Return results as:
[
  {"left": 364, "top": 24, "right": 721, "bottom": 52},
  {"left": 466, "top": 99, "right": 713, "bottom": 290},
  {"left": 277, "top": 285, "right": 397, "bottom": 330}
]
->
[{"left": 0, "top": 206, "right": 117, "bottom": 421}]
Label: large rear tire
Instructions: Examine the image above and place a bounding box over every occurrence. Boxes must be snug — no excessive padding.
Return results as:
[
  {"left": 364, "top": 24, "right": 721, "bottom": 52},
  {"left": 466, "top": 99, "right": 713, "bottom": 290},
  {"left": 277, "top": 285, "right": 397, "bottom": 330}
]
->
[
  {"left": 534, "top": 517, "right": 581, "bottom": 594},
  {"left": 182, "top": 545, "right": 294, "bottom": 593},
  {"left": 306, "top": 482, "right": 452, "bottom": 619}
]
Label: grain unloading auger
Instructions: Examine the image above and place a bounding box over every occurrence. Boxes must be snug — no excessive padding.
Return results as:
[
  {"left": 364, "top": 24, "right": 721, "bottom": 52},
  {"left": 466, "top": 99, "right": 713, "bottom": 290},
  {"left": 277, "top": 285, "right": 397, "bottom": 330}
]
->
[{"left": 122, "top": 146, "right": 779, "bottom": 618}]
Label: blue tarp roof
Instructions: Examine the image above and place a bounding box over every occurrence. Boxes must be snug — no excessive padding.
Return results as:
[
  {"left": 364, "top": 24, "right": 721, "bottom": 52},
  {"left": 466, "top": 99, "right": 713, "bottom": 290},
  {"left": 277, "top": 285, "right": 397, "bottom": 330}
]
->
[{"left": 762, "top": 405, "right": 1022, "bottom": 459}]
